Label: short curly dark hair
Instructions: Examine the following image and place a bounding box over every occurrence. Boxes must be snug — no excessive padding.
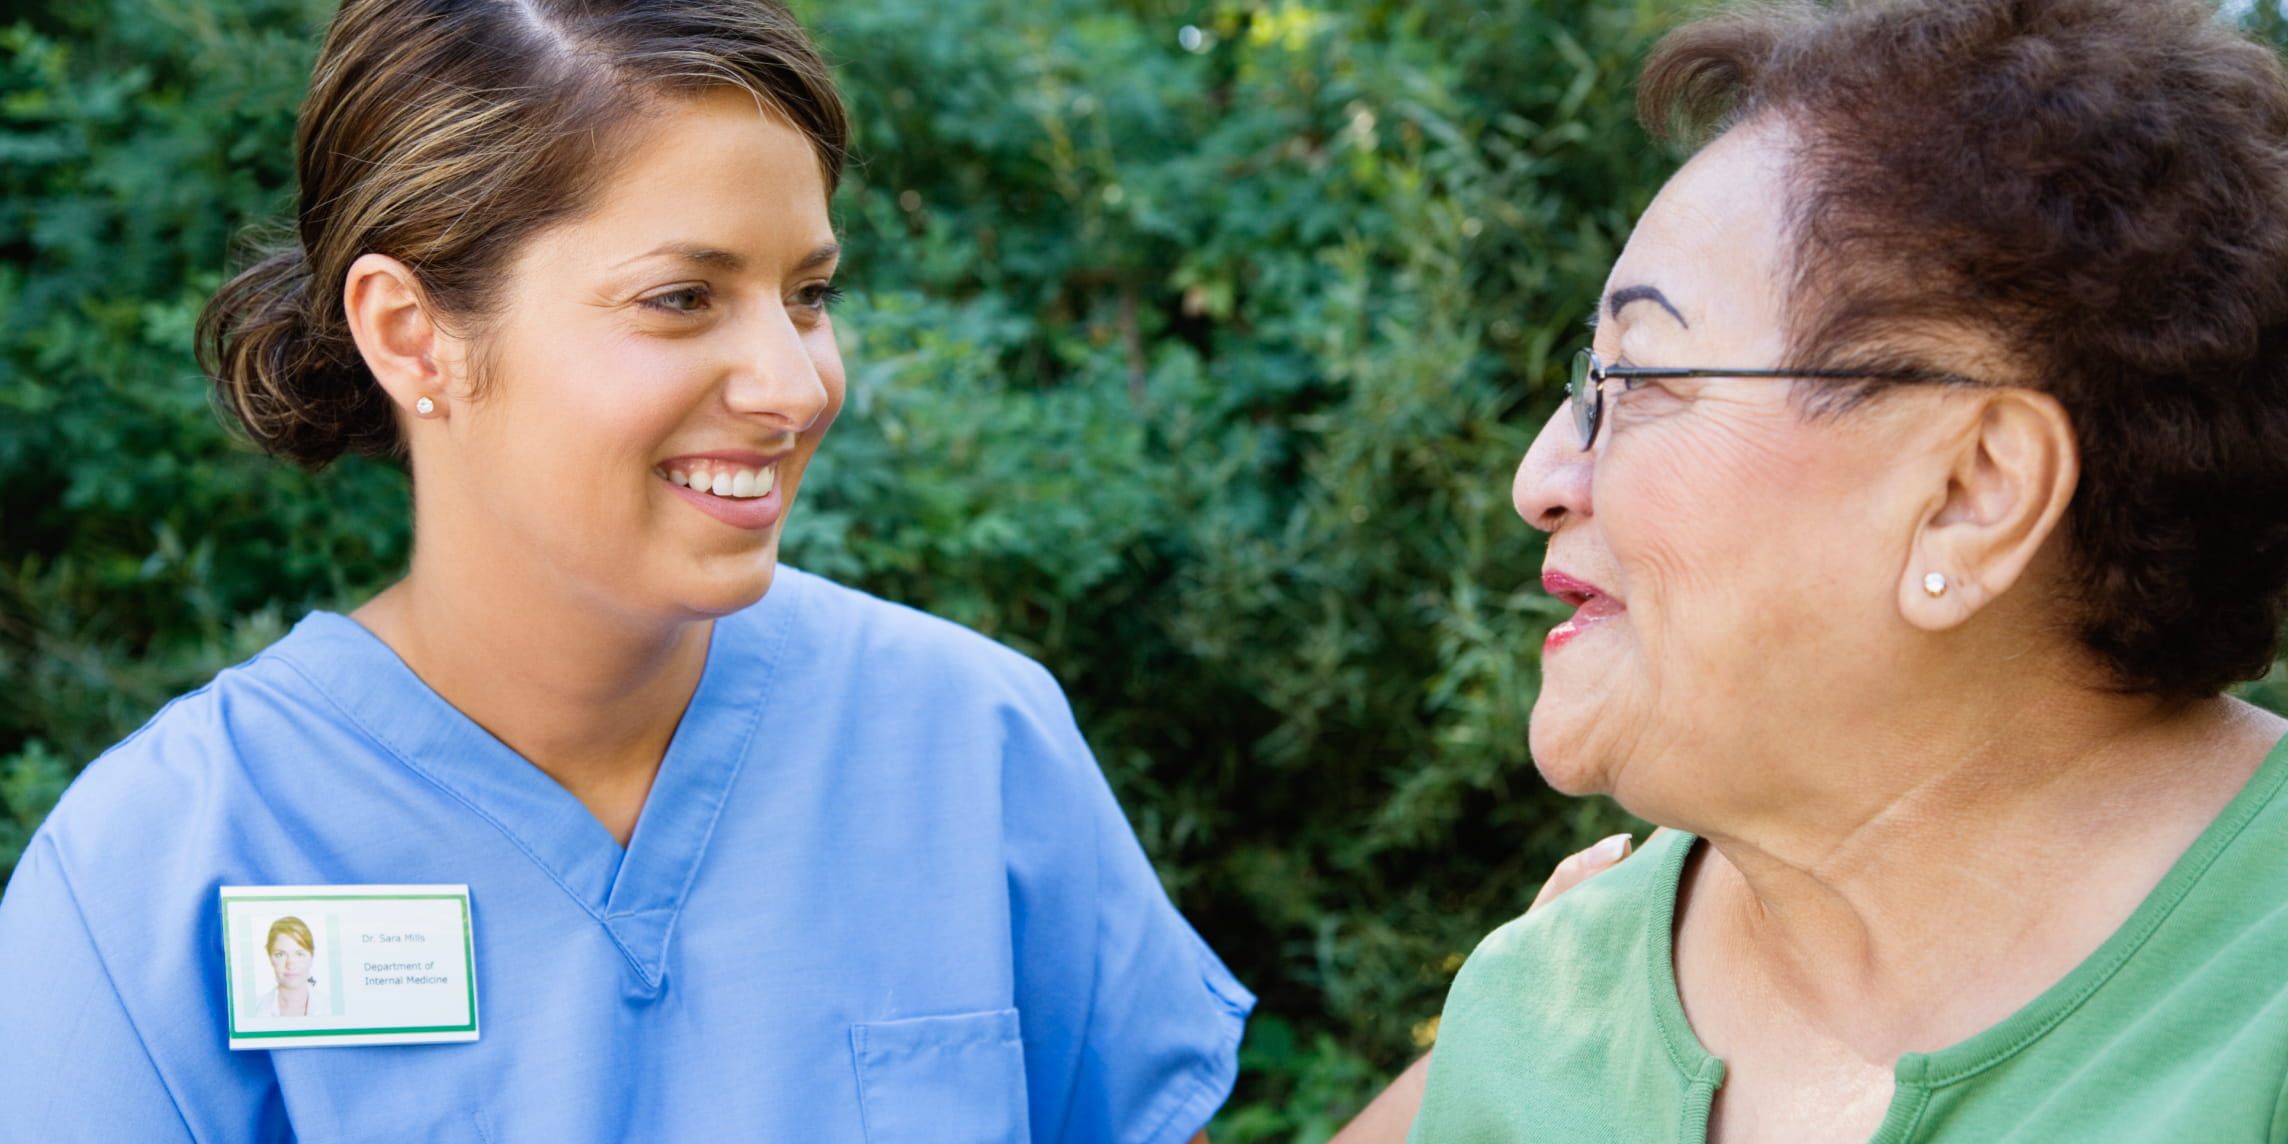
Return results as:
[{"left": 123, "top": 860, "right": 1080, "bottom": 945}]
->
[{"left": 1639, "top": 0, "right": 2288, "bottom": 698}]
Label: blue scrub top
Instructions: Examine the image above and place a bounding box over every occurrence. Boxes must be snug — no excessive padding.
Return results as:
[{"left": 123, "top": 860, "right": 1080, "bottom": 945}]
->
[{"left": 0, "top": 567, "right": 1253, "bottom": 1143}]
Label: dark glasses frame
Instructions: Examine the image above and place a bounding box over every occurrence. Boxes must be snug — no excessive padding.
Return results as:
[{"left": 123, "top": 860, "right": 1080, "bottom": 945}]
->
[{"left": 1565, "top": 348, "right": 1973, "bottom": 450}]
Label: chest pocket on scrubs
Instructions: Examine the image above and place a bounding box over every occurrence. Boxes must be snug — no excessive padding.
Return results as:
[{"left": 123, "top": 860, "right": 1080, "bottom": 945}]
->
[{"left": 851, "top": 1008, "right": 1030, "bottom": 1144}]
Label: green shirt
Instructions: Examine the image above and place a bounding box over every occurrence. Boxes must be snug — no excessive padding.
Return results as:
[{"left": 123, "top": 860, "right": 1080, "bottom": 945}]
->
[{"left": 1413, "top": 736, "right": 2288, "bottom": 1142}]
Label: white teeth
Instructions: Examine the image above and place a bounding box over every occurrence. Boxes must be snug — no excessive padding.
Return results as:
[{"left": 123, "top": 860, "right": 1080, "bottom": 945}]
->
[{"left": 659, "top": 463, "right": 776, "bottom": 499}]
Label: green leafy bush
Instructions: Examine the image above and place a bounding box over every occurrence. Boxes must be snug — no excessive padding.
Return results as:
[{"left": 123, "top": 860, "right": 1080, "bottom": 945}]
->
[
  {"left": 6, "top": 1, "right": 2286, "bottom": 1137},
  {"left": 791, "top": 4, "right": 1683, "bottom": 1126},
  {"left": 1, "top": 0, "right": 406, "bottom": 800}
]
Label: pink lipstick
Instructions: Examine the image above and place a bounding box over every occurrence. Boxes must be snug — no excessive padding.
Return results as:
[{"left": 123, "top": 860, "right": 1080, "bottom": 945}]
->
[{"left": 1542, "top": 569, "right": 1622, "bottom": 653}]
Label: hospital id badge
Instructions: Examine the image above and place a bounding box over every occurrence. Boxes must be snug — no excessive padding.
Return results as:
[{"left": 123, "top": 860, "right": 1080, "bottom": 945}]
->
[{"left": 220, "top": 884, "right": 479, "bottom": 1050}]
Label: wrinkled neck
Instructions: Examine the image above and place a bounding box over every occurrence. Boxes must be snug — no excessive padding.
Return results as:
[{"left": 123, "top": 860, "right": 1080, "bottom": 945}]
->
[{"left": 1679, "top": 696, "right": 2283, "bottom": 1054}]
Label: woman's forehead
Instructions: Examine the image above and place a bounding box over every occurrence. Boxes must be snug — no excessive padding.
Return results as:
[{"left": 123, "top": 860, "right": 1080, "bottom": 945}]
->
[
  {"left": 579, "top": 91, "right": 834, "bottom": 259},
  {"left": 1605, "top": 122, "right": 1797, "bottom": 343}
]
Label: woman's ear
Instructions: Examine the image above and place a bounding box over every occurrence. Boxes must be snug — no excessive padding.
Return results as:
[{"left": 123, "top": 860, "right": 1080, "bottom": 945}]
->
[
  {"left": 1901, "top": 387, "right": 2079, "bottom": 630},
  {"left": 342, "top": 252, "right": 454, "bottom": 417}
]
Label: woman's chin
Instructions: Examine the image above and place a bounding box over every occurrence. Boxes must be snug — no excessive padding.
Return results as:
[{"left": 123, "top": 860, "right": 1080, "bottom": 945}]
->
[
  {"left": 1530, "top": 754, "right": 1606, "bottom": 797},
  {"left": 1527, "top": 697, "right": 1610, "bottom": 795},
  {"left": 667, "top": 545, "right": 786, "bottom": 616}
]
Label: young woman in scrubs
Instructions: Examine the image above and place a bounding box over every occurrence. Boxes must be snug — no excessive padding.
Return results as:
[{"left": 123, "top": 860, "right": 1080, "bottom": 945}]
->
[{"left": 0, "top": 1, "right": 1251, "bottom": 1139}]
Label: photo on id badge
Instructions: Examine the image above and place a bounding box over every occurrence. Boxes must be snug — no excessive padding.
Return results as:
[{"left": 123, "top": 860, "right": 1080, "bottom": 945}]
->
[{"left": 221, "top": 885, "right": 479, "bottom": 1049}]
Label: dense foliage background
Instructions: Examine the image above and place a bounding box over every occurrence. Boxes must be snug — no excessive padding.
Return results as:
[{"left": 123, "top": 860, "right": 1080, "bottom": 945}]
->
[{"left": 5, "top": 0, "right": 2286, "bottom": 1136}]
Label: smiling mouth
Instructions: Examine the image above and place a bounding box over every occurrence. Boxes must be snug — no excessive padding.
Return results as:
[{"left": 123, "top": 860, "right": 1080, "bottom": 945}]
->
[
  {"left": 656, "top": 459, "right": 778, "bottom": 500},
  {"left": 1543, "top": 569, "right": 1623, "bottom": 650}
]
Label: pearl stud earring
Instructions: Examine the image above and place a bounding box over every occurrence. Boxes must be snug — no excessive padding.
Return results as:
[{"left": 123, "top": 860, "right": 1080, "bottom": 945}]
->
[
  {"left": 1922, "top": 572, "right": 1949, "bottom": 598},
  {"left": 415, "top": 396, "right": 435, "bottom": 416}
]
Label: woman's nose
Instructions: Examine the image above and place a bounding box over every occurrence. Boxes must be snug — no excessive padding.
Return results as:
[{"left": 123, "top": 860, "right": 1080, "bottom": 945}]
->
[
  {"left": 1514, "top": 402, "right": 1593, "bottom": 532},
  {"left": 723, "top": 308, "right": 830, "bottom": 432}
]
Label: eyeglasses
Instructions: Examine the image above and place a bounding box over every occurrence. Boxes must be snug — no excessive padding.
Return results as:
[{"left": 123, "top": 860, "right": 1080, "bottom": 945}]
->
[{"left": 1565, "top": 348, "right": 1973, "bottom": 450}]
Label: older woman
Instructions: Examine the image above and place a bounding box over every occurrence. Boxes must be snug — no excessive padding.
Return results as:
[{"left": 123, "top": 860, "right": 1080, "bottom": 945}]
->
[
  {"left": 0, "top": 1, "right": 1247, "bottom": 1140},
  {"left": 1397, "top": 0, "right": 2288, "bottom": 1139}
]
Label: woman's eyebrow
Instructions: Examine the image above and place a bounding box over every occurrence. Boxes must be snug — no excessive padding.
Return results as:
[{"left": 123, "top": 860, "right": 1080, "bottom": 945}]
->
[
  {"left": 794, "top": 242, "right": 841, "bottom": 272},
  {"left": 623, "top": 243, "right": 745, "bottom": 271},
  {"left": 616, "top": 241, "right": 840, "bottom": 274},
  {"left": 1605, "top": 284, "right": 1689, "bottom": 329}
]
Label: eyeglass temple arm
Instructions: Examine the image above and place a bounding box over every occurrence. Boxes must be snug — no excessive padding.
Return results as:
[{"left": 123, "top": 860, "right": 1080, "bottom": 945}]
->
[{"left": 1599, "top": 366, "right": 1967, "bottom": 383}]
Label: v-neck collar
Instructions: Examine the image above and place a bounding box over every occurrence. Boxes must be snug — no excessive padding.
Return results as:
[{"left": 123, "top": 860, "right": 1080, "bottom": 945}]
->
[{"left": 266, "top": 573, "right": 805, "bottom": 992}]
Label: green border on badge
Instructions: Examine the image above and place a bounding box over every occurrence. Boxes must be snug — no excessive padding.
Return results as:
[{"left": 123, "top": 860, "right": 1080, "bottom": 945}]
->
[{"left": 221, "top": 891, "right": 477, "bottom": 1039}]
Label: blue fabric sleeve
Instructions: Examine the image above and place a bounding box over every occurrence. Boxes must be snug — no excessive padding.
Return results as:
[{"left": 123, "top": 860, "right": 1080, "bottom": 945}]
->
[
  {"left": 0, "top": 834, "right": 199, "bottom": 1143},
  {"left": 999, "top": 661, "right": 1255, "bottom": 1144}
]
